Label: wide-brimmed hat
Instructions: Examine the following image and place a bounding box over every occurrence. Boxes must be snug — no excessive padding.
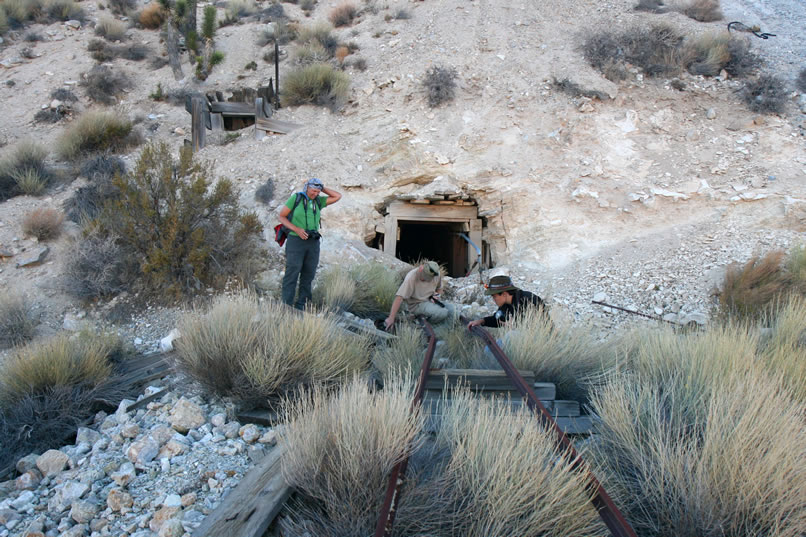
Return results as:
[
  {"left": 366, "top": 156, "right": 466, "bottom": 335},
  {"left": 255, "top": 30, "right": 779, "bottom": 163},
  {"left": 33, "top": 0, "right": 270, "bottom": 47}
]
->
[
  {"left": 423, "top": 261, "right": 440, "bottom": 279},
  {"left": 485, "top": 275, "right": 518, "bottom": 295}
]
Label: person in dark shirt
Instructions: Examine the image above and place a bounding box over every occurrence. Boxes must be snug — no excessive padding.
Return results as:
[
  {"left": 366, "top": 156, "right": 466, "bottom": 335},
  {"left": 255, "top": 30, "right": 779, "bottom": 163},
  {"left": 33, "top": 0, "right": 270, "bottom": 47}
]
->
[{"left": 466, "top": 275, "right": 549, "bottom": 329}]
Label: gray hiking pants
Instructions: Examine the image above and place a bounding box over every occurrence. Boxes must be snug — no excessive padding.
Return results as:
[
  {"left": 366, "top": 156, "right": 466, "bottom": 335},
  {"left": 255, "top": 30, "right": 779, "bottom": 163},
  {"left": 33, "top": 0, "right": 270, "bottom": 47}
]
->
[{"left": 282, "top": 235, "right": 320, "bottom": 309}]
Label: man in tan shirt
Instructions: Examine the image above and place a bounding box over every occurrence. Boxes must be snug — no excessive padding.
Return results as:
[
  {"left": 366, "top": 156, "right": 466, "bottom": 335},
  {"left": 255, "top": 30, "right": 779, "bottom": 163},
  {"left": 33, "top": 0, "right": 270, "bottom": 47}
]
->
[{"left": 384, "top": 261, "right": 455, "bottom": 329}]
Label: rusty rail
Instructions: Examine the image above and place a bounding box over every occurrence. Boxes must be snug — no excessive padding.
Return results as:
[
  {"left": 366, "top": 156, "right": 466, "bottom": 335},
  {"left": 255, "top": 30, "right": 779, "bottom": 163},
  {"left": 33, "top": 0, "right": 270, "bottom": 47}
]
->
[
  {"left": 373, "top": 318, "right": 437, "bottom": 537},
  {"left": 592, "top": 300, "right": 680, "bottom": 326},
  {"left": 465, "top": 318, "right": 637, "bottom": 537}
]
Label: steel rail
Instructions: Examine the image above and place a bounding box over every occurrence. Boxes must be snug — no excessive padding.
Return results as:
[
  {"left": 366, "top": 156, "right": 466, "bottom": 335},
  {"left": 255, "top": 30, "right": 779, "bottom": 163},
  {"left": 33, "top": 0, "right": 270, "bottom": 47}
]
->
[
  {"left": 373, "top": 318, "right": 437, "bottom": 537},
  {"left": 464, "top": 317, "right": 638, "bottom": 537},
  {"left": 592, "top": 300, "right": 680, "bottom": 326}
]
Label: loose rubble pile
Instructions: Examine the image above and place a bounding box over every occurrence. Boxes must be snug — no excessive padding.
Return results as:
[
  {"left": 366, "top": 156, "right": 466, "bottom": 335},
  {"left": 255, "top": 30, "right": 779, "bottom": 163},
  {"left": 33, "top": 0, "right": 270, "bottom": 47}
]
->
[{"left": 0, "top": 387, "right": 278, "bottom": 537}]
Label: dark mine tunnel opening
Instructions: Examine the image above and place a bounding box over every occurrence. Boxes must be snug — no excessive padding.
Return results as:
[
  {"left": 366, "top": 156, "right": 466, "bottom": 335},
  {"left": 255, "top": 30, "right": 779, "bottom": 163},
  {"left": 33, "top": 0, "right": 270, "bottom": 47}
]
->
[{"left": 396, "top": 220, "right": 469, "bottom": 277}]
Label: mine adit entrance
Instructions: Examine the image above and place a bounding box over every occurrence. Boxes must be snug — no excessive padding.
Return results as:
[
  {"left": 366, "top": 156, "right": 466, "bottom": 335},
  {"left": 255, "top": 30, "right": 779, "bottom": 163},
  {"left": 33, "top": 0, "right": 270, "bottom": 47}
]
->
[{"left": 380, "top": 200, "right": 487, "bottom": 278}]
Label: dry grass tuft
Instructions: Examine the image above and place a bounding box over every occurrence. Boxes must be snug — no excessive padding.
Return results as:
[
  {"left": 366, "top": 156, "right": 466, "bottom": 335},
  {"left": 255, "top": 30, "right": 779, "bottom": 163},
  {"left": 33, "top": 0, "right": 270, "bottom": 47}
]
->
[
  {"left": 56, "top": 110, "right": 139, "bottom": 160},
  {"left": 433, "top": 323, "right": 486, "bottom": 369},
  {"left": 328, "top": 2, "right": 355, "bottom": 27},
  {"left": 742, "top": 73, "right": 788, "bottom": 114},
  {"left": 423, "top": 65, "right": 458, "bottom": 107},
  {"left": 797, "top": 68, "right": 806, "bottom": 93},
  {"left": 82, "top": 64, "right": 133, "bottom": 103},
  {"left": 174, "top": 294, "right": 370, "bottom": 405},
  {"left": 502, "top": 309, "right": 608, "bottom": 401},
  {"left": 62, "top": 227, "right": 130, "bottom": 299},
  {"left": 22, "top": 207, "right": 64, "bottom": 240},
  {"left": 0, "top": 293, "right": 37, "bottom": 347},
  {"left": 95, "top": 16, "right": 127, "bottom": 40},
  {"left": 313, "top": 265, "right": 356, "bottom": 311},
  {"left": 314, "top": 262, "right": 401, "bottom": 317},
  {"left": 718, "top": 250, "right": 789, "bottom": 320},
  {"left": 681, "top": 0, "right": 722, "bottom": 22},
  {"left": 757, "top": 296, "right": 806, "bottom": 402},
  {"left": 0, "top": 140, "right": 52, "bottom": 201},
  {"left": 281, "top": 63, "right": 350, "bottom": 110},
  {"left": 371, "top": 323, "right": 425, "bottom": 380},
  {"left": 297, "top": 22, "right": 338, "bottom": 54},
  {"left": 139, "top": 1, "right": 165, "bottom": 28}
]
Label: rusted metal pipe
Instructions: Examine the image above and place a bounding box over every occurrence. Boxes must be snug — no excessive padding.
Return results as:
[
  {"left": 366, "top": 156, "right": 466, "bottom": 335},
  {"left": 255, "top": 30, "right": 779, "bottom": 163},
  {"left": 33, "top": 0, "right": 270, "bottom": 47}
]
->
[
  {"left": 465, "top": 318, "right": 638, "bottom": 537},
  {"left": 592, "top": 300, "right": 679, "bottom": 326},
  {"left": 373, "top": 318, "right": 436, "bottom": 537}
]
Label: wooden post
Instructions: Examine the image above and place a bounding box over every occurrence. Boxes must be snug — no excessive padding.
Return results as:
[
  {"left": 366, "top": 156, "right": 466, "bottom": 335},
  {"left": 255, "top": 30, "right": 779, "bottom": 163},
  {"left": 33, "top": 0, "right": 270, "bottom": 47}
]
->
[
  {"left": 254, "top": 97, "right": 266, "bottom": 141},
  {"left": 163, "top": 22, "right": 184, "bottom": 81},
  {"left": 274, "top": 39, "right": 280, "bottom": 108},
  {"left": 191, "top": 96, "right": 206, "bottom": 152},
  {"left": 210, "top": 113, "right": 224, "bottom": 131}
]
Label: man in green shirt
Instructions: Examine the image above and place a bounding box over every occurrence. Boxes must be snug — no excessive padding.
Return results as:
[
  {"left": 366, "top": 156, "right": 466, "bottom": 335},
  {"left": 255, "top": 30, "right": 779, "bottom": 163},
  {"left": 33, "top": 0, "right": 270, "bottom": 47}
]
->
[{"left": 278, "top": 178, "right": 342, "bottom": 309}]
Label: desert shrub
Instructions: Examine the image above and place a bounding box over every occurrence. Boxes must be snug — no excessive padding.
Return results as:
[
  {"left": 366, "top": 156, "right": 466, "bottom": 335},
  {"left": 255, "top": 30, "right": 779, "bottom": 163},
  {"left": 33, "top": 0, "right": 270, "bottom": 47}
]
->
[
  {"left": 432, "top": 323, "right": 486, "bottom": 369},
  {"left": 293, "top": 42, "right": 329, "bottom": 65},
  {"left": 682, "top": 0, "right": 722, "bottom": 22},
  {"left": 334, "top": 44, "right": 349, "bottom": 64},
  {"left": 224, "top": 0, "right": 256, "bottom": 22},
  {"left": 174, "top": 294, "right": 370, "bottom": 405},
  {"left": 621, "top": 24, "right": 683, "bottom": 76},
  {"left": 57, "top": 110, "right": 139, "bottom": 160},
  {"left": 297, "top": 22, "right": 338, "bottom": 54},
  {"left": 82, "top": 64, "right": 132, "bottom": 104},
  {"left": 108, "top": 0, "right": 136, "bottom": 14},
  {"left": 95, "top": 15, "right": 126, "bottom": 40},
  {"left": 501, "top": 309, "right": 607, "bottom": 401},
  {"left": 62, "top": 227, "right": 130, "bottom": 299},
  {"left": 634, "top": 0, "right": 667, "bottom": 12},
  {"left": 581, "top": 30, "right": 628, "bottom": 81},
  {"left": 209, "top": 50, "right": 225, "bottom": 66},
  {"left": 139, "top": 1, "right": 165, "bottom": 28},
  {"left": 34, "top": 106, "right": 67, "bottom": 124},
  {"left": 22, "top": 207, "right": 64, "bottom": 240},
  {"left": 423, "top": 65, "right": 457, "bottom": 107},
  {"left": 244, "top": 59, "right": 257, "bottom": 71},
  {"left": 95, "top": 143, "right": 263, "bottom": 297},
  {"left": 347, "top": 262, "right": 402, "bottom": 316},
  {"left": 299, "top": 0, "right": 315, "bottom": 12},
  {"left": 786, "top": 244, "right": 806, "bottom": 293},
  {"left": 723, "top": 37, "right": 761, "bottom": 77},
  {"left": 281, "top": 63, "right": 350, "bottom": 109},
  {"left": 279, "top": 375, "right": 438, "bottom": 536},
  {"left": 23, "top": 30, "right": 42, "bottom": 40},
  {"left": 89, "top": 39, "right": 149, "bottom": 62},
  {"left": 43, "top": 0, "right": 84, "bottom": 21},
  {"left": 589, "top": 353, "right": 806, "bottom": 537},
  {"left": 0, "top": 7, "right": 8, "bottom": 33},
  {"left": 797, "top": 68, "right": 806, "bottom": 93},
  {"left": 371, "top": 322, "right": 425, "bottom": 380},
  {"left": 51, "top": 87, "right": 78, "bottom": 102},
  {"left": 64, "top": 171, "right": 120, "bottom": 222},
  {"left": 313, "top": 266, "right": 356, "bottom": 311},
  {"left": 345, "top": 56, "right": 366, "bottom": 71},
  {"left": 0, "top": 293, "right": 37, "bottom": 347},
  {"left": 682, "top": 33, "right": 760, "bottom": 78},
  {"left": 1, "top": 0, "right": 39, "bottom": 25},
  {"left": 743, "top": 73, "right": 787, "bottom": 114},
  {"left": 0, "top": 140, "right": 52, "bottom": 201},
  {"left": 328, "top": 2, "right": 355, "bottom": 27},
  {"left": 0, "top": 333, "right": 122, "bottom": 470},
  {"left": 201, "top": 4, "right": 216, "bottom": 39},
  {"left": 757, "top": 296, "right": 806, "bottom": 402},
  {"left": 256, "top": 2, "right": 284, "bottom": 21},
  {"left": 254, "top": 177, "right": 275, "bottom": 204},
  {"left": 718, "top": 251, "right": 790, "bottom": 320}
]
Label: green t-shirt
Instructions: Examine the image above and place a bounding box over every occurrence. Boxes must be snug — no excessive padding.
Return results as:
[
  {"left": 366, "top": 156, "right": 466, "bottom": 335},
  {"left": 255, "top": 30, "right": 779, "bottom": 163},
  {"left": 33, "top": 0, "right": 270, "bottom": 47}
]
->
[{"left": 285, "top": 193, "right": 327, "bottom": 237}]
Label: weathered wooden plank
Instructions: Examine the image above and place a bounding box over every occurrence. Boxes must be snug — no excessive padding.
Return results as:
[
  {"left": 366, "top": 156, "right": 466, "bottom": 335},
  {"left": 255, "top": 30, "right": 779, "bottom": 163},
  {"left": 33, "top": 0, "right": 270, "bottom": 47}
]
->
[
  {"left": 192, "top": 445, "right": 290, "bottom": 537},
  {"left": 210, "top": 112, "right": 224, "bottom": 131},
  {"left": 192, "top": 97, "right": 206, "bottom": 151},
  {"left": 424, "top": 414, "right": 593, "bottom": 435},
  {"left": 125, "top": 388, "right": 169, "bottom": 412},
  {"left": 254, "top": 97, "right": 266, "bottom": 141},
  {"left": 236, "top": 409, "right": 281, "bottom": 427},
  {"left": 255, "top": 117, "right": 302, "bottom": 134},
  {"left": 209, "top": 101, "right": 254, "bottom": 115},
  {"left": 425, "top": 368, "right": 537, "bottom": 391}
]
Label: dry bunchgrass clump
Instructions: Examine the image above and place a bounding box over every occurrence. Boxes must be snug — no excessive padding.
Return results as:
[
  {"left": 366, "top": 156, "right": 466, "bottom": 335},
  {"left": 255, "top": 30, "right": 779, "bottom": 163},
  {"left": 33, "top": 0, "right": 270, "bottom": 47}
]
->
[
  {"left": 280, "top": 375, "right": 434, "bottom": 536},
  {"left": 313, "top": 265, "right": 356, "bottom": 310},
  {"left": 95, "top": 15, "right": 126, "bottom": 40},
  {"left": 0, "top": 333, "right": 123, "bottom": 471},
  {"left": 0, "top": 293, "right": 37, "bottom": 347},
  {"left": 589, "top": 334, "right": 806, "bottom": 537},
  {"left": 293, "top": 42, "right": 329, "bottom": 65},
  {"left": 0, "top": 8, "right": 9, "bottom": 34},
  {"left": 57, "top": 110, "right": 139, "bottom": 160},
  {"left": 437, "top": 391, "right": 604, "bottom": 536},
  {"left": 108, "top": 0, "right": 136, "bottom": 15},
  {"left": 328, "top": 2, "right": 355, "bottom": 27},
  {"left": 502, "top": 309, "right": 607, "bottom": 401},
  {"left": 299, "top": 0, "right": 315, "bottom": 12},
  {"left": 681, "top": 32, "right": 761, "bottom": 77},
  {"left": 0, "top": 140, "right": 52, "bottom": 201},
  {"left": 224, "top": 0, "right": 256, "bottom": 22},
  {"left": 334, "top": 44, "right": 349, "bottom": 64},
  {"left": 297, "top": 22, "right": 338, "bottom": 54},
  {"left": 175, "top": 294, "right": 370, "bottom": 405},
  {"left": 757, "top": 296, "right": 806, "bottom": 402},
  {"left": 742, "top": 73, "right": 788, "bottom": 114},
  {"left": 44, "top": 0, "right": 84, "bottom": 21},
  {"left": 432, "top": 322, "right": 486, "bottom": 369},
  {"left": 797, "top": 68, "right": 806, "bottom": 93},
  {"left": 139, "top": 1, "right": 165, "bottom": 28},
  {"left": 682, "top": 0, "right": 722, "bottom": 22},
  {"left": 718, "top": 250, "right": 790, "bottom": 320},
  {"left": 0, "top": 333, "right": 116, "bottom": 406},
  {"left": 281, "top": 63, "right": 350, "bottom": 109},
  {"left": 88, "top": 39, "right": 149, "bottom": 62},
  {"left": 22, "top": 207, "right": 64, "bottom": 240},
  {"left": 371, "top": 322, "right": 425, "bottom": 380},
  {"left": 423, "top": 65, "right": 457, "bottom": 107},
  {"left": 62, "top": 227, "right": 130, "bottom": 299}
]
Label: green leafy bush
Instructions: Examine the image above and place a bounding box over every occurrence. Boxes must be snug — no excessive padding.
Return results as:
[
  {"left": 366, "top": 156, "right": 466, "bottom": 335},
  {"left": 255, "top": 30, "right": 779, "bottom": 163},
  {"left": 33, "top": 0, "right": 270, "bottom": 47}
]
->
[
  {"left": 97, "top": 142, "right": 263, "bottom": 297},
  {"left": 281, "top": 63, "right": 350, "bottom": 109}
]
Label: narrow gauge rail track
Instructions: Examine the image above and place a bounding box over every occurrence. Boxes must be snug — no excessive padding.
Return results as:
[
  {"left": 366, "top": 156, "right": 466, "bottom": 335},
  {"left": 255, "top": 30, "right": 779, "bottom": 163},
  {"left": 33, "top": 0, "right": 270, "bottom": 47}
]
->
[{"left": 373, "top": 317, "right": 638, "bottom": 537}]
